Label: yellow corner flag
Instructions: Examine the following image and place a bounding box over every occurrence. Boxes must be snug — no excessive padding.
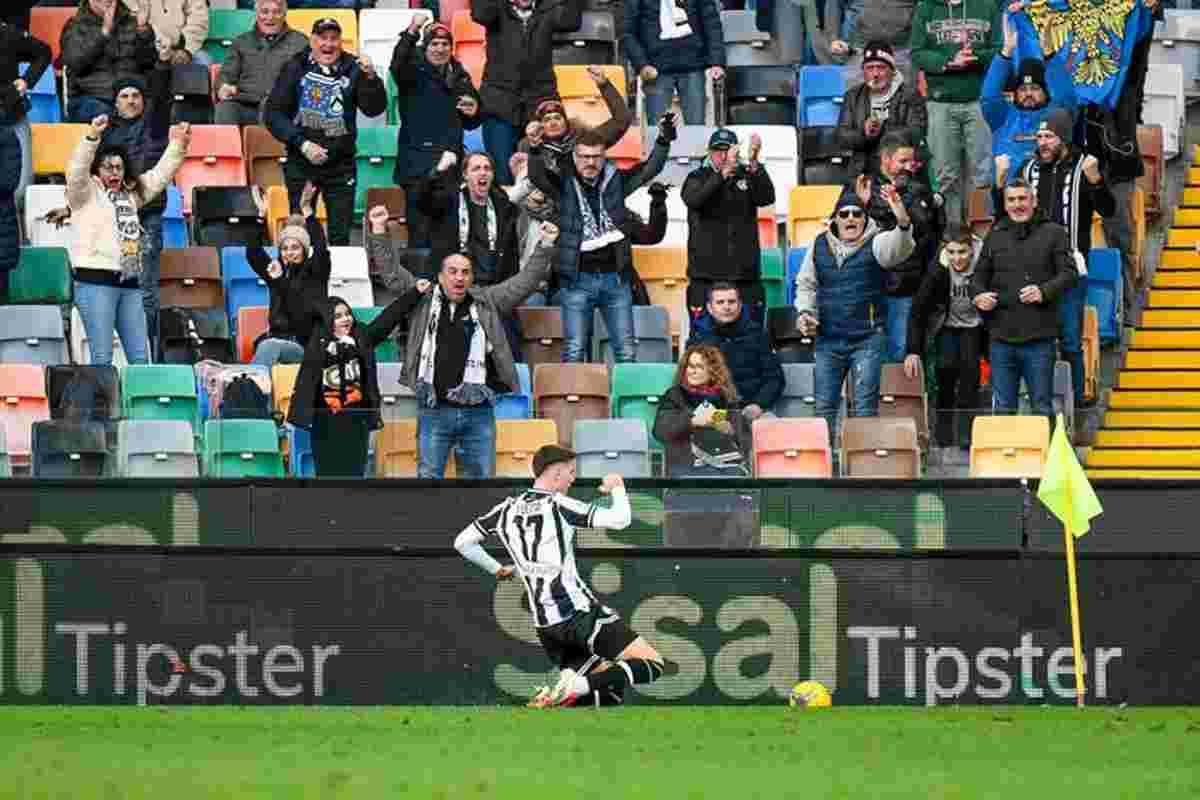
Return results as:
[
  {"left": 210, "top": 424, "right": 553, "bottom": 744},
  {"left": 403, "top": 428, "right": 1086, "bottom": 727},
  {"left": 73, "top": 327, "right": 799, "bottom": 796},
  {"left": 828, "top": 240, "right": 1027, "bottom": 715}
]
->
[{"left": 1037, "top": 413, "right": 1103, "bottom": 537}]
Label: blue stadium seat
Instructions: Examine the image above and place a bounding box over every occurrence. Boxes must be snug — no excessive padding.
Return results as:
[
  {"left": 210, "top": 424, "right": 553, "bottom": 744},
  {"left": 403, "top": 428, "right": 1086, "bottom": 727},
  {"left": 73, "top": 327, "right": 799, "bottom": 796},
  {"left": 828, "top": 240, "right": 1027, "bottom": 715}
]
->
[
  {"left": 1086, "top": 248, "right": 1122, "bottom": 344},
  {"left": 221, "top": 246, "right": 273, "bottom": 337},
  {"left": 798, "top": 65, "right": 844, "bottom": 127},
  {"left": 163, "top": 185, "right": 188, "bottom": 248},
  {"left": 495, "top": 362, "right": 533, "bottom": 420},
  {"left": 785, "top": 247, "right": 807, "bottom": 308},
  {"left": 463, "top": 127, "right": 484, "bottom": 154},
  {"left": 21, "top": 62, "right": 60, "bottom": 123},
  {"left": 287, "top": 424, "right": 315, "bottom": 477}
]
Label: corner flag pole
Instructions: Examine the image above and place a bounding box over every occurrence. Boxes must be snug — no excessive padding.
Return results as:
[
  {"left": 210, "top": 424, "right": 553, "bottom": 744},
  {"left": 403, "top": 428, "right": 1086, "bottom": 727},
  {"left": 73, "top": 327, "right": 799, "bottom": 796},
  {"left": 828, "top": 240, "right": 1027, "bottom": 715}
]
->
[{"left": 1062, "top": 493, "right": 1086, "bottom": 708}]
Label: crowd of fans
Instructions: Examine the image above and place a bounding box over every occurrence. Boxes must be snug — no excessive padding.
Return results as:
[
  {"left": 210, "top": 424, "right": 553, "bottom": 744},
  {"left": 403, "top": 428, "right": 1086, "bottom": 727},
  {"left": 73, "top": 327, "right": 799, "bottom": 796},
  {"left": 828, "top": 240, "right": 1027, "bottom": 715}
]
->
[{"left": 0, "top": 0, "right": 1161, "bottom": 477}]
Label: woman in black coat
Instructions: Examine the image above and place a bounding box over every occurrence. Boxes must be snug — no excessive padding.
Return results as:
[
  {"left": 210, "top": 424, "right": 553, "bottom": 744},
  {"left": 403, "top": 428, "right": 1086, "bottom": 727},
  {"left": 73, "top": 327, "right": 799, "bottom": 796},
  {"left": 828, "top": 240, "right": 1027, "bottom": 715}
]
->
[
  {"left": 287, "top": 291, "right": 416, "bottom": 477},
  {"left": 652, "top": 344, "right": 750, "bottom": 478}
]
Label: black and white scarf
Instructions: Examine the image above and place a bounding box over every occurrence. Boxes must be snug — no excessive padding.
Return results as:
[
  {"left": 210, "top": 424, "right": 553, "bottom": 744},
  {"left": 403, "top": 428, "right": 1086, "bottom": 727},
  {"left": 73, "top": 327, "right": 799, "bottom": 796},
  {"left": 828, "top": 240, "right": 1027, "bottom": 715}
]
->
[
  {"left": 414, "top": 287, "right": 495, "bottom": 408},
  {"left": 109, "top": 189, "right": 143, "bottom": 281},
  {"left": 572, "top": 168, "right": 625, "bottom": 252},
  {"left": 458, "top": 190, "right": 497, "bottom": 254},
  {"left": 869, "top": 72, "right": 904, "bottom": 123},
  {"left": 1022, "top": 155, "right": 1088, "bottom": 276}
]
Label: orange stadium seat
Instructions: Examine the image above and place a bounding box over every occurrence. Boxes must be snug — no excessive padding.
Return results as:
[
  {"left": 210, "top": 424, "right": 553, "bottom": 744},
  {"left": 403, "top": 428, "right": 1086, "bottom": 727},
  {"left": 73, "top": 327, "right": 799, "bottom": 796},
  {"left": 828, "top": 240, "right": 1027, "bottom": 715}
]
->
[
  {"left": 175, "top": 125, "right": 247, "bottom": 215},
  {"left": 264, "top": 185, "right": 328, "bottom": 244},
  {"left": 752, "top": 417, "right": 832, "bottom": 477},
  {"left": 555, "top": 65, "right": 627, "bottom": 127},
  {"left": 31, "top": 7, "right": 75, "bottom": 68},
  {"left": 452, "top": 11, "right": 487, "bottom": 89},
  {"left": 607, "top": 126, "right": 642, "bottom": 171},
  {"left": 0, "top": 364, "right": 50, "bottom": 470},
  {"left": 632, "top": 246, "right": 688, "bottom": 346},
  {"left": 237, "top": 307, "right": 270, "bottom": 363},
  {"left": 516, "top": 306, "right": 566, "bottom": 368},
  {"left": 495, "top": 419, "right": 559, "bottom": 477},
  {"left": 31, "top": 123, "right": 89, "bottom": 178},
  {"left": 840, "top": 417, "right": 920, "bottom": 478}
]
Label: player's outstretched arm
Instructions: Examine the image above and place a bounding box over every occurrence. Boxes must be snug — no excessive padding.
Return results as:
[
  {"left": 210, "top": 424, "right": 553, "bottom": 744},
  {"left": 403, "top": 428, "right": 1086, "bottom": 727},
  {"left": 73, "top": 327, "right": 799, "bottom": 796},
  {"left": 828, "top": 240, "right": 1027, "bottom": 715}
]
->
[
  {"left": 590, "top": 475, "right": 632, "bottom": 530},
  {"left": 454, "top": 525, "right": 513, "bottom": 578}
]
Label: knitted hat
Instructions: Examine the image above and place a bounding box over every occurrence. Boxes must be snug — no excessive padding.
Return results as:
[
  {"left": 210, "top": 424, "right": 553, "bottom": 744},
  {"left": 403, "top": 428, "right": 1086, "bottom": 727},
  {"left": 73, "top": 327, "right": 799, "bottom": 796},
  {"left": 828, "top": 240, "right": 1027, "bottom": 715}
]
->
[
  {"left": 426, "top": 22, "right": 453, "bottom": 44},
  {"left": 535, "top": 99, "right": 566, "bottom": 120},
  {"left": 862, "top": 41, "right": 896, "bottom": 70},
  {"left": 1038, "top": 107, "right": 1072, "bottom": 142},
  {"left": 532, "top": 444, "right": 576, "bottom": 478},
  {"left": 830, "top": 187, "right": 866, "bottom": 237},
  {"left": 277, "top": 215, "right": 311, "bottom": 254},
  {"left": 112, "top": 75, "right": 146, "bottom": 99},
  {"left": 1015, "top": 58, "right": 1047, "bottom": 93}
]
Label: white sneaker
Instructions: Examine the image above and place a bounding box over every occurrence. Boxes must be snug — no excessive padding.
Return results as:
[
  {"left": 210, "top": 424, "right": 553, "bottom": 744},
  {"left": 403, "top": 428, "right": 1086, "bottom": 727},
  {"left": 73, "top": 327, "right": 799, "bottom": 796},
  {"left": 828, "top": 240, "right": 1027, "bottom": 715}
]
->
[
  {"left": 526, "top": 685, "right": 553, "bottom": 708},
  {"left": 549, "top": 668, "right": 585, "bottom": 708}
]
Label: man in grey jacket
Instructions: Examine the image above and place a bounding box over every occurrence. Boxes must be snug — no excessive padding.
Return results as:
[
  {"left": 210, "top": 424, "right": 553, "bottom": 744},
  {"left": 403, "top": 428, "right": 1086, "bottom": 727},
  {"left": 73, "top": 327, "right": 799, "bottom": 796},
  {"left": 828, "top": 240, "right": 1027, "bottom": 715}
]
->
[
  {"left": 366, "top": 208, "right": 560, "bottom": 479},
  {"left": 214, "top": 0, "right": 309, "bottom": 126}
]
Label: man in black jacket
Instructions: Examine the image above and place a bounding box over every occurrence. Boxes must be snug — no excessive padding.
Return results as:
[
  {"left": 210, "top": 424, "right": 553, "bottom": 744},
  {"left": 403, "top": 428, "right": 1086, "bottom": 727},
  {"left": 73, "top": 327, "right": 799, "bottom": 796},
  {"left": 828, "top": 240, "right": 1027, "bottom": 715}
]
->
[
  {"left": 623, "top": 0, "right": 726, "bottom": 126},
  {"left": 685, "top": 282, "right": 784, "bottom": 422},
  {"left": 471, "top": 0, "right": 584, "bottom": 186},
  {"left": 682, "top": 128, "right": 775, "bottom": 324},
  {"left": 0, "top": 18, "right": 51, "bottom": 212},
  {"left": 265, "top": 17, "right": 388, "bottom": 246},
  {"left": 859, "top": 130, "right": 943, "bottom": 363},
  {"left": 970, "top": 179, "right": 1076, "bottom": 417},
  {"left": 60, "top": 0, "right": 158, "bottom": 122},
  {"left": 1012, "top": 108, "right": 1114, "bottom": 412},
  {"left": 391, "top": 18, "right": 481, "bottom": 250}
]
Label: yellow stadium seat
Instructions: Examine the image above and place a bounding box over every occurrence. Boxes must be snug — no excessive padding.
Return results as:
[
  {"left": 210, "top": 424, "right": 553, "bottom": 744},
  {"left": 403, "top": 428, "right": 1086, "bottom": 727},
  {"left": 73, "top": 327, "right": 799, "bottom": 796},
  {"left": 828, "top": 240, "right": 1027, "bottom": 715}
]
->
[
  {"left": 1140, "top": 309, "right": 1200, "bottom": 328},
  {"left": 1094, "top": 429, "right": 1198, "bottom": 448},
  {"left": 555, "top": 66, "right": 628, "bottom": 128},
  {"left": 32, "top": 123, "right": 89, "bottom": 178},
  {"left": 495, "top": 419, "right": 559, "bottom": 477},
  {"left": 1182, "top": 187, "right": 1200, "bottom": 207},
  {"left": 968, "top": 416, "right": 1050, "bottom": 478},
  {"left": 1159, "top": 249, "right": 1200, "bottom": 268},
  {"left": 271, "top": 364, "right": 300, "bottom": 420},
  {"left": 287, "top": 10, "right": 358, "bottom": 52},
  {"left": 632, "top": 246, "right": 687, "bottom": 345},
  {"left": 264, "top": 185, "right": 328, "bottom": 244},
  {"left": 1167, "top": 229, "right": 1200, "bottom": 248},
  {"left": 788, "top": 185, "right": 841, "bottom": 244}
]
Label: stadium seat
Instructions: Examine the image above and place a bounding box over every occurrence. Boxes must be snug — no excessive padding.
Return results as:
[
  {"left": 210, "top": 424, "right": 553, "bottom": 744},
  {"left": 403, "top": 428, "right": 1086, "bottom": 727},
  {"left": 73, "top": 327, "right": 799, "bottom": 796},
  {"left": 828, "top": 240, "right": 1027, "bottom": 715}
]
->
[
  {"left": 31, "top": 123, "right": 88, "bottom": 179},
  {"left": 264, "top": 185, "right": 328, "bottom": 243},
  {"left": 24, "top": 185, "right": 75, "bottom": 249},
  {"left": 516, "top": 306, "right": 566, "bottom": 368},
  {"left": 192, "top": 186, "right": 268, "bottom": 249},
  {"left": 452, "top": 11, "right": 487, "bottom": 88},
  {"left": 593, "top": 305, "right": 672, "bottom": 365},
  {"left": 607, "top": 126, "right": 643, "bottom": 171},
  {"left": 175, "top": 125, "right": 247, "bottom": 215},
  {"left": 439, "top": 0, "right": 470, "bottom": 23},
  {"left": 1137, "top": 124, "right": 1164, "bottom": 218},
  {"left": 967, "top": 189, "right": 994, "bottom": 239},
  {"left": 752, "top": 416, "right": 832, "bottom": 477},
  {"left": 351, "top": 307, "right": 401, "bottom": 362},
  {"left": 170, "top": 63, "right": 214, "bottom": 124},
  {"left": 624, "top": 184, "right": 688, "bottom": 246},
  {"left": 0, "top": 305, "right": 68, "bottom": 366},
  {"left": 725, "top": 65, "right": 797, "bottom": 126},
  {"left": 969, "top": 415, "right": 1050, "bottom": 478},
  {"left": 163, "top": 185, "right": 188, "bottom": 247},
  {"left": 116, "top": 419, "right": 199, "bottom": 477},
  {"left": 840, "top": 417, "right": 920, "bottom": 478},
  {"left": 328, "top": 248, "right": 375, "bottom": 308},
  {"left": 0, "top": 424, "right": 8, "bottom": 477},
  {"left": 159, "top": 247, "right": 223, "bottom": 309},
  {"left": 787, "top": 185, "right": 840, "bottom": 245},
  {"left": 774, "top": 363, "right": 817, "bottom": 417},
  {"left": 878, "top": 363, "right": 928, "bottom": 447},
  {"left": 644, "top": 125, "right": 713, "bottom": 185},
  {"left": 121, "top": 365, "right": 200, "bottom": 435},
  {"left": 243, "top": 125, "right": 287, "bottom": 188},
  {"left": 221, "top": 246, "right": 273, "bottom": 336},
  {"left": 495, "top": 362, "right": 533, "bottom": 420},
  {"left": 355, "top": 127, "right": 401, "bottom": 220},
  {"left": 555, "top": 65, "right": 627, "bottom": 128},
  {"left": 553, "top": 11, "right": 618, "bottom": 64},
  {"left": 376, "top": 362, "right": 417, "bottom": 423},
  {"left": 284, "top": 423, "right": 314, "bottom": 477},
  {"left": 767, "top": 307, "right": 814, "bottom": 363},
  {"left": 362, "top": 186, "right": 408, "bottom": 247},
  {"left": 726, "top": 125, "right": 797, "bottom": 212},
  {"left": 271, "top": 364, "right": 301, "bottom": 420},
  {"left": 610, "top": 362, "right": 676, "bottom": 450},
  {"left": 1086, "top": 248, "right": 1122, "bottom": 344},
  {"left": 533, "top": 363, "right": 610, "bottom": 447},
  {"left": 721, "top": 9, "right": 772, "bottom": 68},
  {"left": 360, "top": 9, "right": 435, "bottom": 81},
  {"left": 31, "top": 420, "right": 109, "bottom": 477},
  {"left": 236, "top": 306, "right": 269, "bottom": 363},
  {"left": 1144, "top": 63, "right": 1183, "bottom": 158},
  {"left": 375, "top": 419, "right": 419, "bottom": 477},
  {"left": 0, "top": 364, "right": 49, "bottom": 468},
  {"left": 47, "top": 365, "right": 120, "bottom": 420},
  {"left": 287, "top": 9, "right": 358, "bottom": 52},
  {"left": 202, "top": 9, "right": 255, "bottom": 63},
  {"left": 797, "top": 65, "right": 845, "bottom": 127},
  {"left": 203, "top": 418, "right": 284, "bottom": 477},
  {"left": 6, "top": 247, "right": 72, "bottom": 306},
  {"left": 30, "top": 7, "right": 75, "bottom": 67},
  {"left": 758, "top": 205, "right": 779, "bottom": 249},
  {"left": 22, "top": 61, "right": 60, "bottom": 124},
  {"left": 784, "top": 247, "right": 807, "bottom": 308},
  {"left": 632, "top": 246, "right": 689, "bottom": 346},
  {"left": 761, "top": 248, "right": 785, "bottom": 307},
  {"left": 799, "top": 126, "right": 848, "bottom": 186},
  {"left": 158, "top": 307, "right": 234, "bottom": 364},
  {"left": 573, "top": 418, "right": 651, "bottom": 478},
  {"left": 495, "top": 419, "right": 560, "bottom": 477}
]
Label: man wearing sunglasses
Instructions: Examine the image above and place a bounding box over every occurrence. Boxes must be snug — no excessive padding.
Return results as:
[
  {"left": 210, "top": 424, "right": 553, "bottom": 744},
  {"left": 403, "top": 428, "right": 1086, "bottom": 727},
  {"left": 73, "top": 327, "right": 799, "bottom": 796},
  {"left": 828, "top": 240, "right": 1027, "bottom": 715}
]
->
[{"left": 792, "top": 184, "right": 916, "bottom": 448}]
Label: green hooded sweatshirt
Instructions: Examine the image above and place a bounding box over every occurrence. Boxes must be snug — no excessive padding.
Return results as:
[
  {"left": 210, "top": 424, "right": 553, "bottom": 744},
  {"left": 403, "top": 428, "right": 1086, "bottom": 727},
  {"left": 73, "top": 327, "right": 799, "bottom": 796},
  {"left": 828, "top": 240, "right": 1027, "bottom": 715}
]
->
[{"left": 909, "top": 0, "right": 999, "bottom": 104}]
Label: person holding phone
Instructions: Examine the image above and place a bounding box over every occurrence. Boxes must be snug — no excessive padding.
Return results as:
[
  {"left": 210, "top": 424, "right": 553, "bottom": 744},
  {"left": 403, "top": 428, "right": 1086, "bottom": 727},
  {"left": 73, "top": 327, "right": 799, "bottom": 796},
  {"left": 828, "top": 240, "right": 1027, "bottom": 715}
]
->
[{"left": 653, "top": 344, "right": 750, "bottom": 477}]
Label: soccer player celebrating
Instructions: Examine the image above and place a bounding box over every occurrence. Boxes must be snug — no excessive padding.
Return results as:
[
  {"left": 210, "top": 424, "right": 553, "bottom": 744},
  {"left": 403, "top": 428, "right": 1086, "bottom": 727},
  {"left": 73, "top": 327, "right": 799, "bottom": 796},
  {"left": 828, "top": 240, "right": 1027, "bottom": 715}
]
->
[{"left": 454, "top": 444, "right": 665, "bottom": 708}]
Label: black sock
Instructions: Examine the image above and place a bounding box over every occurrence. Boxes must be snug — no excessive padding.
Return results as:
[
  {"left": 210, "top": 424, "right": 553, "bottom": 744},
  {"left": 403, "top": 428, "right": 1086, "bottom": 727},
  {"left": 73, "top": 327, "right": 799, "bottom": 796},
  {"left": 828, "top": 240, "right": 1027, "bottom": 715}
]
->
[{"left": 586, "top": 659, "right": 663, "bottom": 694}]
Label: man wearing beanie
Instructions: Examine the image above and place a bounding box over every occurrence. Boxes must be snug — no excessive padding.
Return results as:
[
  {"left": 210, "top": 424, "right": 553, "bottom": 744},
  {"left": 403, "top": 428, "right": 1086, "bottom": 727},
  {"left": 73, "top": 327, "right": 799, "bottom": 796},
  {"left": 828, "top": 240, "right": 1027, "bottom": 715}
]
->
[
  {"left": 792, "top": 184, "right": 917, "bottom": 448},
  {"left": 103, "top": 47, "right": 174, "bottom": 345},
  {"left": 1006, "top": 107, "right": 1115, "bottom": 421},
  {"left": 909, "top": 0, "right": 997, "bottom": 226},
  {"left": 981, "top": 11, "right": 1077, "bottom": 181},
  {"left": 390, "top": 16, "right": 481, "bottom": 248},
  {"left": 837, "top": 40, "right": 927, "bottom": 179}
]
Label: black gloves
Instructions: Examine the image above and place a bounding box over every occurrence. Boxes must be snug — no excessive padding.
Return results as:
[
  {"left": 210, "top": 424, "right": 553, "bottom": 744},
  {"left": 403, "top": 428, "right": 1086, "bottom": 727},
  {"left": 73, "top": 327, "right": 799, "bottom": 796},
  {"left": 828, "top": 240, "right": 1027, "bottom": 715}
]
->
[
  {"left": 657, "top": 112, "right": 677, "bottom": 145},
  {"left": 647, "top": 181, "right": 669, "bottom": 199}
]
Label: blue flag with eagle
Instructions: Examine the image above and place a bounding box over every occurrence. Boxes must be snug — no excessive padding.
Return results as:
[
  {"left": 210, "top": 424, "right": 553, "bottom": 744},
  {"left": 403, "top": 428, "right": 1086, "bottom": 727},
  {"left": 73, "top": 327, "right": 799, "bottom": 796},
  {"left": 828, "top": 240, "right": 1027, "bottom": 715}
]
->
[{"left": 1012, "top": 0, "right": 1154, "bottom": 110}]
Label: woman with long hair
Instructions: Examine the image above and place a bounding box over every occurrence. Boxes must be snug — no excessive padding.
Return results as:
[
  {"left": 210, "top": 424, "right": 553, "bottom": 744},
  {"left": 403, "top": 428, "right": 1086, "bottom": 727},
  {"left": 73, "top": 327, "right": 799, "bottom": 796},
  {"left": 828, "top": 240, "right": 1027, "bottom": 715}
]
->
[{"left": 653, "top": 344, "right": 750, "bottom": 477}]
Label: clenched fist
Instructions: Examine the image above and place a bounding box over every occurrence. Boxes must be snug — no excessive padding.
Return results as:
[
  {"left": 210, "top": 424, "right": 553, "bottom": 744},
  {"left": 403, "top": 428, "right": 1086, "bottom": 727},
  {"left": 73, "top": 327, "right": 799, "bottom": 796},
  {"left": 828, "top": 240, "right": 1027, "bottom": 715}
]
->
[{"left": 367, "top": 205, "right": 391, "bottom": 235}]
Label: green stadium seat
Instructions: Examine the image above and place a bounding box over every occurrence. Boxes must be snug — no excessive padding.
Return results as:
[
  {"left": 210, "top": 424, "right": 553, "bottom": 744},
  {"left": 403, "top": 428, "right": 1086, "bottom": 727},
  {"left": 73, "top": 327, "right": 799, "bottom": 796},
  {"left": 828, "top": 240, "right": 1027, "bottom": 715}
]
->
[
  {"left": 355, "top": 126, "right": 400, "bottom": 220},
  {"left": 203, "top": 419, "right": 284, "bottom": 477},
  {"left": 352, "top": 307, "right": 401, "bottom": 363},
  {"left": 121, "top": 365, "right": 200, "bottom": 435},
  {"left": 5, "top": 247, "right": 71, "bottom": 305},
  {"left": 202, "top": 10, "right": 255, "bottom": 64},
  {"left": 610, "top": 363, "right": 676, "bottom": 450},
  {"left": 761, "top": 248, "right": 786, "bottom": 308}
]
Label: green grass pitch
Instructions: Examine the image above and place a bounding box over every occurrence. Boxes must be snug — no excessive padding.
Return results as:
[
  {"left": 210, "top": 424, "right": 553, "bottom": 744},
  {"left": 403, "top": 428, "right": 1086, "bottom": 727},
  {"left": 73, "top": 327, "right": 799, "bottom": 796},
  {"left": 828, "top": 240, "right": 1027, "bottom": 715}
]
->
[{"left": 2, "top": 707, "right": 1198, "bottom": 798}]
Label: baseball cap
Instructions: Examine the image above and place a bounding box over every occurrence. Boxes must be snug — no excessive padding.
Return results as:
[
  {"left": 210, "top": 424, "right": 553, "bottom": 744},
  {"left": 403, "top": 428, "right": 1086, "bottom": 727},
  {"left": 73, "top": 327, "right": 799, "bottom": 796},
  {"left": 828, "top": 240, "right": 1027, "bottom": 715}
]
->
[
  {"left": 708, "top": 128, "right": 738, "bottom": 151},
  {"left": 532, "top": 444, "right": 576, "bottom": 478},
  {"left": 312, "top": 17, "right": 343, "bottom": 35}
]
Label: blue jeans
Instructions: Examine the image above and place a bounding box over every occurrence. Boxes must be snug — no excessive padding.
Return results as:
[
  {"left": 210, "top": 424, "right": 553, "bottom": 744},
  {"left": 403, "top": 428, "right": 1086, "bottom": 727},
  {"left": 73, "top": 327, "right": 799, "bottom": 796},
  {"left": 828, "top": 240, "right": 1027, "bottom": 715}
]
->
[
  {"left": 990, "top": 338, "right": 1055, "bottom": 416},
  {"left": 882, "top": 294, "right": 913, "bottom": 364},
  {"left": 560, "top": 271, "right": 635, "bottom": 363},
  {"left": 1057, "top": 281, "right": 1086, "bottom": 407},
  {"left": 643, "top": 70, "right": 707, "bottom": 126},
  {"left": 524, "top": 289, "right": 561, "bottom": 307},
  {"left": 139, "top": 208, "right": 164, "bottom": 338},
  {"left": 67, "top": 95, "right": 115, "bottom": 124},
  {"left": 74, "top": 280, "right": 150, "bottom": 366},
  {"left": 417, "top": 403, "right": 497, "bottom": 478},
  {"left": 813, "top": 329, "right": 885, "bottom": 446},
  {"left": 252, "top": 337, "right": 305, "bottom": 366},
  {"left": 481, "top": 115, "right": 519, "bottom": 186}
]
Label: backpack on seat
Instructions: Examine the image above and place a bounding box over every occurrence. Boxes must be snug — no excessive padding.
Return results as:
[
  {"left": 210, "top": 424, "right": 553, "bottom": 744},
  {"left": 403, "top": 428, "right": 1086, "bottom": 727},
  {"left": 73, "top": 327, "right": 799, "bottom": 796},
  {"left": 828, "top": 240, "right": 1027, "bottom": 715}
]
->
[{"left": 219, "top": 374, "right": 272, "bottom": 420}]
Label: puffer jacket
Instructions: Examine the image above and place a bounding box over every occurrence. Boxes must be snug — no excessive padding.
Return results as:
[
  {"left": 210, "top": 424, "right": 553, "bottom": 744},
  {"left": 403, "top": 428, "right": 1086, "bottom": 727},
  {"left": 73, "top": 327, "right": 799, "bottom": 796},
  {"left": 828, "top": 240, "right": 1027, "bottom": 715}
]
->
[
  {"left": 685, "top": 307, "right": 785, "bottom": 410},
  {"left": 120, "top": 0, "right": 208, "bottom": 57},
  {"left": 623, "top": 0, "right": 726, "bottom": 75},
  {"left": 101, "top": 62, "right": 172, "bottom": 213},
  {"left": 61, "top": 0, "right": 158, "bottom": 100},
  {"left": 64, "top": 131, "right": 186, "bottom": 276},
  {"left": 843, "top": 0, "right": 918, "bottom": 49},
  {"left": 836, "top": 79, "right": 928, "bottom": 178},
  {"left": 981, "top": 54, "right": 1078, "bottom": 169},
  {"left": 471, "top": 0, "right": 584, "bottom": 127}
]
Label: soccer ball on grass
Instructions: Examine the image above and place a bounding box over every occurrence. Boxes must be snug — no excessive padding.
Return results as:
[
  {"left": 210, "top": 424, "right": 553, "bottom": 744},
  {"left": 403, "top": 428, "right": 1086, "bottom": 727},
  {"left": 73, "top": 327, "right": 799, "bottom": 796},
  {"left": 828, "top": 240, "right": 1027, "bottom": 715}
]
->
[{"left": 789, "top": 680, "right": 832, "bottom": 708}]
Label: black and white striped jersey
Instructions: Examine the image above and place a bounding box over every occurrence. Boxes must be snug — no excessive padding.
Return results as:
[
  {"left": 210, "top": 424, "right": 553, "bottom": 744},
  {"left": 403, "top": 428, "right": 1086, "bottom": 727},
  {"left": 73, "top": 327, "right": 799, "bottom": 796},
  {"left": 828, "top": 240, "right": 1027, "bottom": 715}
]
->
[{"left": 468, "top": 488, "right": 631, "bottom": 628}]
